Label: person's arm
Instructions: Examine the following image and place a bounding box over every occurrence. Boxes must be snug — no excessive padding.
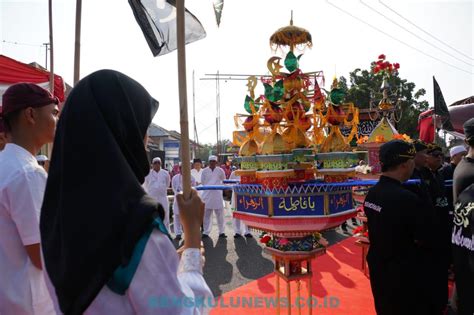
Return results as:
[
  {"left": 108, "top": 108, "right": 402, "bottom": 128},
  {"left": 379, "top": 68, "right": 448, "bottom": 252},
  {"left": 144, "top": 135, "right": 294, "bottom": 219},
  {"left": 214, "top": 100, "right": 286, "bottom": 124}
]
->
[
  {"left": 166, "top": 171, "right": 171, "bottom": 188},
  {"left": 127, "top": 228, "right": 212, "bottom": 315},
  {"left": 9, "top": 170, "right": 46, "bottom": 269},
  {"left": 25, "top": 244, "right": 42, "bottom": 269}
]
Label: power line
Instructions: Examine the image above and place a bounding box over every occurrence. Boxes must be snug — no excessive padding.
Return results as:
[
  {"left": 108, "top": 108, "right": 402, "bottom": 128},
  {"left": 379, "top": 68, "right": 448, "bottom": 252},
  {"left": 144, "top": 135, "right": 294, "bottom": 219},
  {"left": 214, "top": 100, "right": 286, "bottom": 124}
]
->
[
  {"left": 360, "top": 0, "right": 473, "bottom": 67},
  {"left": 2, "top": 40, "right": 43, "bottom": 48},
  {"left": 325, "top": 0, "right": 474, "bottom": 75},
  {"left": 379, "top": 0, "right": 473, "bottom": 62}
]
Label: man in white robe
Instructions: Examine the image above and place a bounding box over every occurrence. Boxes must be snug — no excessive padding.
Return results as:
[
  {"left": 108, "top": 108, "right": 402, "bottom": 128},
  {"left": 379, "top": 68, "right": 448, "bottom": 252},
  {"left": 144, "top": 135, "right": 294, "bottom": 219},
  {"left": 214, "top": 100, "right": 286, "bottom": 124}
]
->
[
  {"left": 201, "top": 155, "right": 226, "bottom": 238},
  {"left": 143, "top": 157, "right": 171, "bottom": 231}
]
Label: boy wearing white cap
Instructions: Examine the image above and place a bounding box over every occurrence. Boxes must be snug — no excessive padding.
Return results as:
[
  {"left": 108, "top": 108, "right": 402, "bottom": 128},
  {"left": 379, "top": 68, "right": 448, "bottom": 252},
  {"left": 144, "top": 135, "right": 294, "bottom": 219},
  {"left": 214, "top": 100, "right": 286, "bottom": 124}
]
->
[
  {"left": 201, "top": 155, "right": 227, "bottom": 238},
  {"left": 143, "top": 157, "right": 171, "bottom": 231}
]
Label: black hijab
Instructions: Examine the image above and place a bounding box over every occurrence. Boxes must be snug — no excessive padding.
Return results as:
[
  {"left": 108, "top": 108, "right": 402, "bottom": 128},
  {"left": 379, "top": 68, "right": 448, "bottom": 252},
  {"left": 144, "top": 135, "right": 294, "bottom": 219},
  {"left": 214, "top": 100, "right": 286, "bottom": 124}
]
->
[{"left": 40, "top": 70, "right": 162, "bottom": 314}]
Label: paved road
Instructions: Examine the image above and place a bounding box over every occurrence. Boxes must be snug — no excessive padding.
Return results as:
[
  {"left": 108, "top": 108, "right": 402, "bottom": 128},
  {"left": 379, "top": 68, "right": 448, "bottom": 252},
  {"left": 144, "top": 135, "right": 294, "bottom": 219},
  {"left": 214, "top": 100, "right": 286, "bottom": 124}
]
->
[{"left": 171, "top": 203, "right": 358, "bottom": 297}]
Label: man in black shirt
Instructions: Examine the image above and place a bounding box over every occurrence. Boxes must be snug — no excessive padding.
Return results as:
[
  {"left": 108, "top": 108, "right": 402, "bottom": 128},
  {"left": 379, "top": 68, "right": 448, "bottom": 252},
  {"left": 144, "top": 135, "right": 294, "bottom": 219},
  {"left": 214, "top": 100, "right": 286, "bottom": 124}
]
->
[
  {"left": 453, "top": 118, "right": 474, "bottom": 203},
  {"left": 406, "top": 141, "right": 448, "bottom": 314},
  {"left": 452, "top": 117, "right": 474, "bottom": 315},
  {"left": 364, "top": 140, "right": 434, "bottom": 315}
]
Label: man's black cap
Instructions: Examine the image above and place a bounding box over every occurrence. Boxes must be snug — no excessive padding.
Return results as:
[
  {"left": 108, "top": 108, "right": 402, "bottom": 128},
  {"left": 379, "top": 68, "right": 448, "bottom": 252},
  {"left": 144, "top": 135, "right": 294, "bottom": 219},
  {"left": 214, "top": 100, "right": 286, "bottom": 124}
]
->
[
  {"left": 426, "top": 143, "right": 443, "bottom": 154},
  {"left": 413, "top": 139, "right": 428, "bottom": 152},
  {"left": 463, "top": 117, "right": 474, "bottom": 141},
  {"left": 379, "top": 140, "right": 416, "bottom": 169}
]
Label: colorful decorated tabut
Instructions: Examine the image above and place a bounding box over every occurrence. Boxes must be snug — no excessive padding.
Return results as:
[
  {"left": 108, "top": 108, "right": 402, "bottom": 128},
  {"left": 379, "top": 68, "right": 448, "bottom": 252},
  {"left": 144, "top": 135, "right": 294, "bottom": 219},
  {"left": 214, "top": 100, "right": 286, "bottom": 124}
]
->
[
  {"left": 232, "top": 19, "right": 363, "bottom": 236},
  {"left": 358, "top": 54, "right": 409, "bottom": 174},
  {"left": 231, "top": 19, "right": 366, "bottom": 314}
]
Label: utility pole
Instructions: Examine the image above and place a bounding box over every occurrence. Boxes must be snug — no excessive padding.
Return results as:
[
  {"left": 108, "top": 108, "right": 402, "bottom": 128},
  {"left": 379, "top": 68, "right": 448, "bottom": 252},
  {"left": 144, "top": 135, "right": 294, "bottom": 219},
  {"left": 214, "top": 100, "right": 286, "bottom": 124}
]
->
[
  {"left": 43, "top": 43, "right": 50, "bottom": 69},
  {"left": 192, "top": 70, "right": 199, "bottom": 158}
]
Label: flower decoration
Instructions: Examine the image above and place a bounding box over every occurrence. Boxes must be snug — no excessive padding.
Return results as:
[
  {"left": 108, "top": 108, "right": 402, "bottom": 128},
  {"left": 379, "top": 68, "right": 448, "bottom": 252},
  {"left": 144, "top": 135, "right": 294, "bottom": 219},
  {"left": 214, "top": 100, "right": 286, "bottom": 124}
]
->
[
  {"left": 372, "top": 54, "right": 400, "bottom": 77},
  {"left": 356, "top": 135, "right": 369, "bottom": 144},
  {"left": 260, "top": 234, "right": 271, "bottom": 244},
  {"left": 375, "top": 135, "right": 385, "bottom": 143},
  {"left": 278, "top": 238, "right": 289, "bottom": 246},
  {"left": 392, "top": 134, "right": 412, "bottom": 142},
  {"left": 259, "top": 233, "right": 328, "bottom": 252}
]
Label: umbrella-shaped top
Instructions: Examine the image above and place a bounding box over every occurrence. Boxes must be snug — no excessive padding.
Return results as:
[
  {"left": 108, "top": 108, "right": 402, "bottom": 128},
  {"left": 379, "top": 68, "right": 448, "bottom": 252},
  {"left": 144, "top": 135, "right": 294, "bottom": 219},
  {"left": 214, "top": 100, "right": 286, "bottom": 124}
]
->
[{"left": 270, "top": 14, "right": 312, "bottom": 52}]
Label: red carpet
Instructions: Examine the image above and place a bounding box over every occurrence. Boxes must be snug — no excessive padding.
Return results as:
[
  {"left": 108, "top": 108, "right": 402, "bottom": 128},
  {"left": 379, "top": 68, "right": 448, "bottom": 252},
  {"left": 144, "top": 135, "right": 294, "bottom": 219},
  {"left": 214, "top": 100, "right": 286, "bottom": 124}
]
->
[{"left": 211, "top": 237, "right": 375, "bottom": 314}]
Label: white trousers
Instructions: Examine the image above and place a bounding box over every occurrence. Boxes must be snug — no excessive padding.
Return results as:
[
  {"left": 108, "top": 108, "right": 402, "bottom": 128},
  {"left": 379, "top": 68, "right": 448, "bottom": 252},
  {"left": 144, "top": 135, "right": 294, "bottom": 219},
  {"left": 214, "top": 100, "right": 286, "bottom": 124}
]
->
[
  {"left": 233, "top": 218, "right": 250, "bottom": 235},
  {"left": 163, "top": 204, "right": 170, "bottom": 232},
  {"left": 203, "top": 208, "right": 225, "bottom": 235},
  {"left": 173, "top": 213, "right": 182, "bottom": 236}
]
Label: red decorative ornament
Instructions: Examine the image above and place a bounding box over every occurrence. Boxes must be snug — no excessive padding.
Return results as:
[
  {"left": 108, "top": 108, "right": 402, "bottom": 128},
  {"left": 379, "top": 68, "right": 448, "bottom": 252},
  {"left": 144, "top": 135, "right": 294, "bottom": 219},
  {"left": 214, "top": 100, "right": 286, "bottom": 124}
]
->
[
  {"left": 285, "top": 102, "right": 306, "bottom": 121},
  {"left": 378, "top": 54, "right": 386, "bottom": 60},
  {"left": 262, "top": 105, "right": 283, "bottom": 124},
  {"left": 260, "top": 235, "right": 271, "bottom": 244},
  {"left": 243, "top": 116, "right": 258, "bottom": 132}
]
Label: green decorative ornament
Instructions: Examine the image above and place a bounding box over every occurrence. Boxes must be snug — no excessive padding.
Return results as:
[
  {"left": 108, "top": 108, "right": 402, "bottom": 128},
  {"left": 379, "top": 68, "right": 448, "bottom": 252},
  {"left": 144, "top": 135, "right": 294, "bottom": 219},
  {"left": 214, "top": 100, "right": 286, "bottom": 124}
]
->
[
  {"left": 244, "top": 95, "right": 259, "bottom": 114},
  {"left": 329, "top": 88, "right": 345, "bottom": 105},
  {"left": 273, "top": 80, "right": 284, "bottom": 100},
  {"left": 284, "top": 51, "right": 299, "bottom": 72},
  {"left": 264, "top": 80, "right": 284, "bottom": 102}
]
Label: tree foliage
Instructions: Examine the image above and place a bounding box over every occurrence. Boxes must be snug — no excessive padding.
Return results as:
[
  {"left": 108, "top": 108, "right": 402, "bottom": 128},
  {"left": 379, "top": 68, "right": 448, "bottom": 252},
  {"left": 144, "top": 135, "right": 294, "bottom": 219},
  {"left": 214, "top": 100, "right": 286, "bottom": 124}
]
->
[{"left": 337, "top": 66, "right": 429, "bottom": 138}]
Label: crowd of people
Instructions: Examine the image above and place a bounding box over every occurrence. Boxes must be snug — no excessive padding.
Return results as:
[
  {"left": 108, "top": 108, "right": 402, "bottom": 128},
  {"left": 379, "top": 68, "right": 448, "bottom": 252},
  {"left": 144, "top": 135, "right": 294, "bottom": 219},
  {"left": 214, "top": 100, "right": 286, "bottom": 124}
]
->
[
  {"left": 0, "top": 73, "right": 472, "bottom": 315},
  {"left": 363, "top": 121, "right": 474, "bottom": 315},
  {"left": 142, "top": 155, "right": 251, "bottom": 241}
]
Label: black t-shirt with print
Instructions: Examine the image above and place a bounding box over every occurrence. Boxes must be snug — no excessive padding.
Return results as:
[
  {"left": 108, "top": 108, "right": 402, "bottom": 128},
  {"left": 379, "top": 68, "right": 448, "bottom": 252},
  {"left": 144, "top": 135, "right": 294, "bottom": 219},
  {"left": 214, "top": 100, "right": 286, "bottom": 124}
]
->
[
  {"left": 453, "top": 156, "right": 474, "bottom": 203},
  {"left": 452, "top": 183, "right": 474, "bottom": 315}
]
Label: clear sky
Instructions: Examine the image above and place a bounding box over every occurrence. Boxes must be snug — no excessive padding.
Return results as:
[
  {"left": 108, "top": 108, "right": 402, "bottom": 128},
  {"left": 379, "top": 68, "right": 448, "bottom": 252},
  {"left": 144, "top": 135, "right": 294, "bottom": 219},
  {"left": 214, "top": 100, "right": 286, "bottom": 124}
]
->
[{"left": 1, "top": 0, "right": 473, "bottom": 144}]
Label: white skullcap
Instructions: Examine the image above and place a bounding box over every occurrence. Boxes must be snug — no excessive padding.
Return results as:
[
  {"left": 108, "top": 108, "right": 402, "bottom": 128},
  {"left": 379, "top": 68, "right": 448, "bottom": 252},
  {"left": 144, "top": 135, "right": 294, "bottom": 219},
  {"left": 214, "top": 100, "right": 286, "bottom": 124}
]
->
[
  {"left": 449, "top": 145, "right": 467, "bottom": 157},
  {"left": 152, "top": 157, "right": 162, "bottom": 164},
  {"left": 36, "top": 155, "right": 49, "bottom": 162},
  {"left": 208, "top": 155, "right": 218, "bottom": 162}
]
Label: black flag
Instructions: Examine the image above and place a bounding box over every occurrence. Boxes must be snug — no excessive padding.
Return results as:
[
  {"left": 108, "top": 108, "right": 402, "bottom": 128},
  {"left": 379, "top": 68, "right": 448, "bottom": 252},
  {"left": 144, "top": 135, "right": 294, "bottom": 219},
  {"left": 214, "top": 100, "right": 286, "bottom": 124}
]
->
[
  {"left": 433, "top": 76, "right": 454, "bottom": 131},
  {"left": 129, "top": 0, "right": 206, "bottom": 57}
]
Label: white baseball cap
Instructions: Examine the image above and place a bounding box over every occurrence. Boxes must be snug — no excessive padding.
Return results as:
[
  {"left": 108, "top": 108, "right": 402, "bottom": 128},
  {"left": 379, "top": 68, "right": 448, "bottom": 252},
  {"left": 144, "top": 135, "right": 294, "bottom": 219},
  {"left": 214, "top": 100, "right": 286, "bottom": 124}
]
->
[
  {"left": 449, "top": 145, "right": 467, "bottom": 157},
  {"left": 36, "top": 155, "right": 49, "bottom": 162},
  {"left": 152, "top": 157, "right": 162, "bottom": 164},
  {"left": 208, "top": 155, "right": 218, "bottom": 162}
]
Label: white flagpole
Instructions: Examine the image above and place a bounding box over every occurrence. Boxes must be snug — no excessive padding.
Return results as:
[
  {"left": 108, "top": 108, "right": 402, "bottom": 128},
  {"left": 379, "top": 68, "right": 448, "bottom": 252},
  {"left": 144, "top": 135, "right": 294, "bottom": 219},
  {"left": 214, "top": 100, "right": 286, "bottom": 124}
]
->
[{"left": 176, "top": 0, "right": 192, "bottom": 198}]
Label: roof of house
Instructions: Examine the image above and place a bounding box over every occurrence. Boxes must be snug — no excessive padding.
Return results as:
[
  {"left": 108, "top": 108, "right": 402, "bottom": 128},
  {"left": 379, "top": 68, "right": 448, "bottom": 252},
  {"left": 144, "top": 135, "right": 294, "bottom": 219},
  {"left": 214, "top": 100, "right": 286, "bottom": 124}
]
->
[{"left": 148, "top": 123, "right": 170, "bottom": 137}]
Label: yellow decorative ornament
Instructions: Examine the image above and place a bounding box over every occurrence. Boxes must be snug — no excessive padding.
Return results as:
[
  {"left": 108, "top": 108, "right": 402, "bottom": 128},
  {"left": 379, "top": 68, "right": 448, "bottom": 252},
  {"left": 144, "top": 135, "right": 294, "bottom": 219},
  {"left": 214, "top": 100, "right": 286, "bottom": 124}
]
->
[
  {"left": 267, "top": 57, "right": 283, "bottom": 77},
  {"left": 260, "top": 131, "right": 287, "bottom": 154},
  {"left": 282, "top": 125, "right": 309, "bottom": 149},
  {"left": 246, "top": 76, "right": 258, "bottom": 100},
  {"left": 239, "top": 138, "right": 259, "bottom": 156},
  {"left": 269, "top": 16, "right": 312, "bottom": 52}
]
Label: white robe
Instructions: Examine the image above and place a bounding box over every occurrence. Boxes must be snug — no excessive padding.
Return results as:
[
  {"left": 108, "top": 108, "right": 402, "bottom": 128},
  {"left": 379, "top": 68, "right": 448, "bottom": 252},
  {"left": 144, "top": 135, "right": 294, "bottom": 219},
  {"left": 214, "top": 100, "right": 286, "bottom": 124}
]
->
[
  {"left": 191, "top": 168, "right": 203, "bottom": 185},
  {"left": 143, "top": 169, "right": 171, "bottom": 228},
  {"left": 171, "top": 174, "right": 196, "bottom": 215},
  {"left": 200, "top": 167, "right": 225, "bottom": 210}
]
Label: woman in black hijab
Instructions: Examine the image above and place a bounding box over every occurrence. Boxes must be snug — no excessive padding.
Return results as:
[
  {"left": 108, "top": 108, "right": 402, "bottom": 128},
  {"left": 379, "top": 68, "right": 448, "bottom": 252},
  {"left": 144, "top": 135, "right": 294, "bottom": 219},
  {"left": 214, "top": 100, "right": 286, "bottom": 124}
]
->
[{"left": 40, "top": 70, "right": 211, "bottom": 315}]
